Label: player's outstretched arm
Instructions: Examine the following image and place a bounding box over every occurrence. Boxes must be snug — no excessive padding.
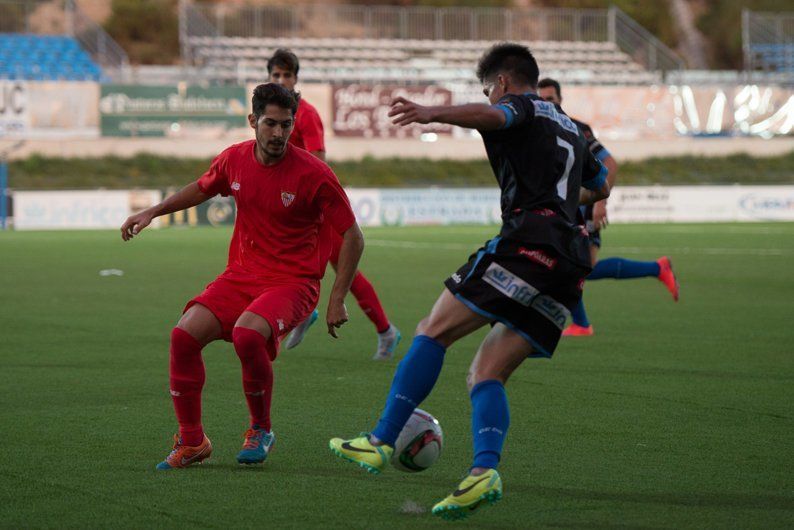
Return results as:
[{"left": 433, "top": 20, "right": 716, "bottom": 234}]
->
[
  {"left": 120, "top": 182, "right": 211, "bottom": 241},
  {"left": 388, "top": 97, "right": 506, "bottom": 131},
  {"left": 592, "top": 155, "right": 618, "bottom": 230},
  {"left": 326, "top": 222, "right": 365, "bottom": 338}
]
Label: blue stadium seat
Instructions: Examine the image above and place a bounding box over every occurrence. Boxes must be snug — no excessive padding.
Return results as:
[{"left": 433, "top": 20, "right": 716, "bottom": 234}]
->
[{"left": 0, "top": 33, "right": 104, "bottom": 81}]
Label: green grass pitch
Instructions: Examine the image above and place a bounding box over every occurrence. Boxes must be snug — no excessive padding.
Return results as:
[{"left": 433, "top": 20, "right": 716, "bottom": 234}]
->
[{"left": 1, "top": 223, "right": 792, "bottom": 528}]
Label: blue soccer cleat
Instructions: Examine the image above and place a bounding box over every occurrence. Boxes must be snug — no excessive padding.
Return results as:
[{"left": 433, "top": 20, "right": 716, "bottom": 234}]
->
[
  {"left": 284, "top": 309, "right": 319, "bottom": 350},
  {"left": 236, "top": 427, "right": 275, "bottom": 465}
]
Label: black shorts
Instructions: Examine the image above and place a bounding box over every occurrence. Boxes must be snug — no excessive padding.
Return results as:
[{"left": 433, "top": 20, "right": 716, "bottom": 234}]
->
[{"left": 444, "top": 237, "right": 589, "bottom": 358}]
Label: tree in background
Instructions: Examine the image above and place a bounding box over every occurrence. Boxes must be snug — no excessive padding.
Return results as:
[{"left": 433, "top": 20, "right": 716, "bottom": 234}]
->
[{"left": 104, "top": 0, "right": 179, "bottom": 64}]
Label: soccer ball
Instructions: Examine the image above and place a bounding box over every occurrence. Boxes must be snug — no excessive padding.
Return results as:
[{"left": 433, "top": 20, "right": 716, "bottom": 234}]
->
[{"left": 391, "top": 408, "right": 443, "bottom": 472}]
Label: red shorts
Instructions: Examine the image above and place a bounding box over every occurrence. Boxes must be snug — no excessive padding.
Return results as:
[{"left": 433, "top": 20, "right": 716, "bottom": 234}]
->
[{"left": 185, "top": 269, "right": 320, "bottom": 357}]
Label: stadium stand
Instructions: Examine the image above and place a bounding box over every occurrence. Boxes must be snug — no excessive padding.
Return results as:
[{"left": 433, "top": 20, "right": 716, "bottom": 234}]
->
[
  {"left": 743, "top": 10, "right": 794, "bottom": 73},
  {"left": 185, "top": 36, "right": 660, "bottom": 85},
  {"left": 180, "top": 3, "right": 682, "bottom": 87},
  {"left": 0, "top": 33, "right": 103, "bottom": 81}
]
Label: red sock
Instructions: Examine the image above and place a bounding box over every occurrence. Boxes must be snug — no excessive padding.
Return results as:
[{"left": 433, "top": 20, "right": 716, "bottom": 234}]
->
[
  {"left": 169, "top": 327, "right": 205, "bottom": 446},
  {"left": 350, "top": 271, "right": 390, "bottom": 333},
  {"left": 232, "top": 327, "right": 273, "bottom": 432}
]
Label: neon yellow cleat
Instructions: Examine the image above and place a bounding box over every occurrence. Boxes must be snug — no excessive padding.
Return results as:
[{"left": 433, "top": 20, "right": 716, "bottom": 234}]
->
[
  {"left": 328, "top": 433, "right": 393, "bottom": 475},
  {"left": 432, "top": 469, "right": 503, "bottom": 521}
]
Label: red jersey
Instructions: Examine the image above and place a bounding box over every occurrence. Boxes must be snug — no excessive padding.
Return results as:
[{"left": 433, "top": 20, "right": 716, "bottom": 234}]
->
[
  {"left": 289, "top": 98, "right": 325, "bottom": 153},
  {"left": 197, "top": 140, "right": 355, "bottom": 280}
]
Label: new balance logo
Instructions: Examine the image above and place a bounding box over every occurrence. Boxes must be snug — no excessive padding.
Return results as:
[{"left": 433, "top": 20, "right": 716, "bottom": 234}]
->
[
  {"left": 231, "top": 182, "right": 241, "bottom": 191},
  {"left": 482, "top": 263, "right": 538, "bottom": 307},
  {"left": 451, "top": 273, "right": 462, "bottom": 284}
]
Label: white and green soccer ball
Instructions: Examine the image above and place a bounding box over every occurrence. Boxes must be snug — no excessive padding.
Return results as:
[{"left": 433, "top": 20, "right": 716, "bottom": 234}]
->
[{"left": 391, "top": 408, "right": 443, "bottom": 472}]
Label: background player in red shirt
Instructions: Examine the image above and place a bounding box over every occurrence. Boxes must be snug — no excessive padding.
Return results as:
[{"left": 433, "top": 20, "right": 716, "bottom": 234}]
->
[
  {"left": 267, "top": 48, "right": 401, "bottom": 360},
  {"left": 120, "top": 83, "right": 363, "bottom": 470}
]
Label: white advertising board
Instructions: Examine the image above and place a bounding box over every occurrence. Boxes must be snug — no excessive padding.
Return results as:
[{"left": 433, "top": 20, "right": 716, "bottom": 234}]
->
[
  {"left": 345, "top": 188, "right": 381, "bottom": 227},
  {"left": 608, "top": 186, "right": 794, "bottom": 223},
  {"left": 13, "top": 190, "right": 161, "bottom": 230},
  {"left": 379, "top": 188, "right": 501, "bottom": 226},
  {"left": 0, "top": 81, "right": 29, "bottom": 137}
]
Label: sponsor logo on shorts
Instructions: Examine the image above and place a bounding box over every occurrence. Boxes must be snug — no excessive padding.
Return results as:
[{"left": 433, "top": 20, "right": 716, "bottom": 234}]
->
[
  {"left": 518, "top": 247, "right": 557, "bottom": 269},
  {"left": 531, "top": 208, "right": 557, "bottom": 217},
  {"left": 231, "top": 182, "right": 241, "bottom": 191},
  {"left": 530, "top": 295, "right": 571, "bottom": 330},
  {"left": 451, "top": 273, "right": 462, "bottom": 284},
  {"left": 482, "top": 263, "right": 539, "bottom": 307}
]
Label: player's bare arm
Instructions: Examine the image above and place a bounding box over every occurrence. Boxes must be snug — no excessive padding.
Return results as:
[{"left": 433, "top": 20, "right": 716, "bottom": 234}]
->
[
  {"left": 120, "top": 182, "right": 211, "bottom": 241},
  {"left": 388, "top": 97, "right": 506, "bottom": 131},
  {"left": 326, "top": 222, "right": 365, "bottom": 338},
  {"left": 592, "top": 155, "right": 618, "bottom": 229},
  {"left": 579, "top": 180, "right": 610, "bottom": 206}
]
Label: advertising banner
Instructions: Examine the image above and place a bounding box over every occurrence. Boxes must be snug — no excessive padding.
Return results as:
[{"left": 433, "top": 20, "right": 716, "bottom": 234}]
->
[
  {"left": 0, "top": 81, "right": 29, "bottom": 137},
  {"left": 13, "top": 190, "right": 161, "bottom": 230},
  {"left": 608, "top": 186, "right": 794, "bottom": 223},
  {"left": 332, "top": 84, "right": 453, "bottom": 138},
  {"left": 100, "top": 85, "right": 248, "bottom": 137},
  {"left": 379, "top": 188, "right": 501, "bottom": 226}
]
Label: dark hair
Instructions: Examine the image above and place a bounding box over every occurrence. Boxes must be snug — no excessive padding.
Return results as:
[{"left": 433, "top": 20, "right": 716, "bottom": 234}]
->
[
  {"left": 267, "top": 48, "right": 300, "bottom": 76},
  {"left": 252, "top": 83, "right": 298, "bottom": 117},
  {"left": 538, "top": 78, "right": 562, "bottom": 100},
  {"left": 476, "top": 43, "right": 539, "bottom": 87}
]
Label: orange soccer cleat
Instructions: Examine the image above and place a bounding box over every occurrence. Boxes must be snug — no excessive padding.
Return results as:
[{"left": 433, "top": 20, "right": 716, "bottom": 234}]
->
[
  {"left": 156, "top": 434, "right": 213, "bottom": 470},
  {"left": 562, "top": 323, "right": 594, "bottom": 337},
  {"left": 656, "top": 257, "right": 679, "bottom": 302}
]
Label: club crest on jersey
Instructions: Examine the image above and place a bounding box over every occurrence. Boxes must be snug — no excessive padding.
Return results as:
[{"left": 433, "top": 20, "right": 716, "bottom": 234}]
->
[
  {"left": 231, "top": 182, "right": 241, "bottom": 191},
  {"left": 281, "top": 191, "right": 296, "bottom": 207}
]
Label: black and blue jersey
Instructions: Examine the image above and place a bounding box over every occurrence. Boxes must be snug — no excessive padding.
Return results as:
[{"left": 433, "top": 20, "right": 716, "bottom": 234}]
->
[{"left": 482, "top": 93, "right": 607, "bottom": 267}]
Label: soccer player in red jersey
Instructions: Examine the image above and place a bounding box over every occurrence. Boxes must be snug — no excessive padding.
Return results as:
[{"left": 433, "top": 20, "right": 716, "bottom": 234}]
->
[
  {"left": 120, "top": 83, "right": 364, "bottom": 470},
  {"left": 267, "top": 48, "right": 401, "bottom": 360}
]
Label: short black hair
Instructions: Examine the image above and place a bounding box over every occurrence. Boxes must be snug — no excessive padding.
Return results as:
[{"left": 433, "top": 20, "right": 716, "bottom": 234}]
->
[
  {"left": 538, "top": 78, "right": 562, "bottom": 100},
  {"left": 476, "top": 43, "right": 539, "bottom": 87},
  {"left": 252, "top": 83, "right": 298, "bottom": 117},
  {"left": 267, "top": 48, "right": 300, "bottom": 76}
]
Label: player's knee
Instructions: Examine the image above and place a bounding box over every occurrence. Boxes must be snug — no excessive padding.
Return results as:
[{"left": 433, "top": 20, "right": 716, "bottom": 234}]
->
[
  {"left": 231, "top": 327, "right": 267, "bottom": 359},
  {"left": 467, "top": 366, "right": 509, "bottom": 392}
]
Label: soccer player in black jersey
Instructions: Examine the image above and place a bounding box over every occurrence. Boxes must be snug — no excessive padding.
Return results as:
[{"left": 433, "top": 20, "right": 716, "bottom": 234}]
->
[
  {"left": 328, "top": 43, "right": 610, "bottom": 520},
  {"left": 538, "top": 78, "right": 679, "bottom": 337}
]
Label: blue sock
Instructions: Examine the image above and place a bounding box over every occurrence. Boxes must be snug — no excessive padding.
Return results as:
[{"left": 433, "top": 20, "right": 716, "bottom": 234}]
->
[
  {"left": 372, "top": 335, "right": 445, "bottom": 446},
  {"left": 471, "top": 380, "right": 510, "bottom": 470},
  {"left": 589, "top": 257, "right": 660, "bottom": 280},
  {"left": 570, "top": 298, "right": 590, "bottom": 327}
]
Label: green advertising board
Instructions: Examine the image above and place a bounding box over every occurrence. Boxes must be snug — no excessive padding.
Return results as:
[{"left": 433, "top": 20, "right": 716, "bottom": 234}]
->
[{"left": 100, "top": 85, "right": 247, "bottom": 137}]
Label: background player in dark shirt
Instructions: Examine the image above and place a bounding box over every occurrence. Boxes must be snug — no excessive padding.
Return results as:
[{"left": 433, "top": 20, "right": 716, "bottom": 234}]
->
[
  {"left": 329, "top": 44, "right": 610, "bottom": 521},
  {"left": 538, "top": 78, "right": 679, "bottom": 337}
]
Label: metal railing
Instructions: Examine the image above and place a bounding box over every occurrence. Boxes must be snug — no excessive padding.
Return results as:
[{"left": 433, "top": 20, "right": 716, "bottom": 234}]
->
[
  {"left": 611, "top": 6, "right": 684, "bottom": 73},
  {"left": 183, "top": 2, "right": 683, "bottom": 75},
  {"left": 0, "top": 0, "right": 128, "bottom": 78},
  {"left": 186, "top": 2, "right": 610, "bottom": 42},
  {"left": 743, "top": 10, "right": 794, "bottom": 72}
]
